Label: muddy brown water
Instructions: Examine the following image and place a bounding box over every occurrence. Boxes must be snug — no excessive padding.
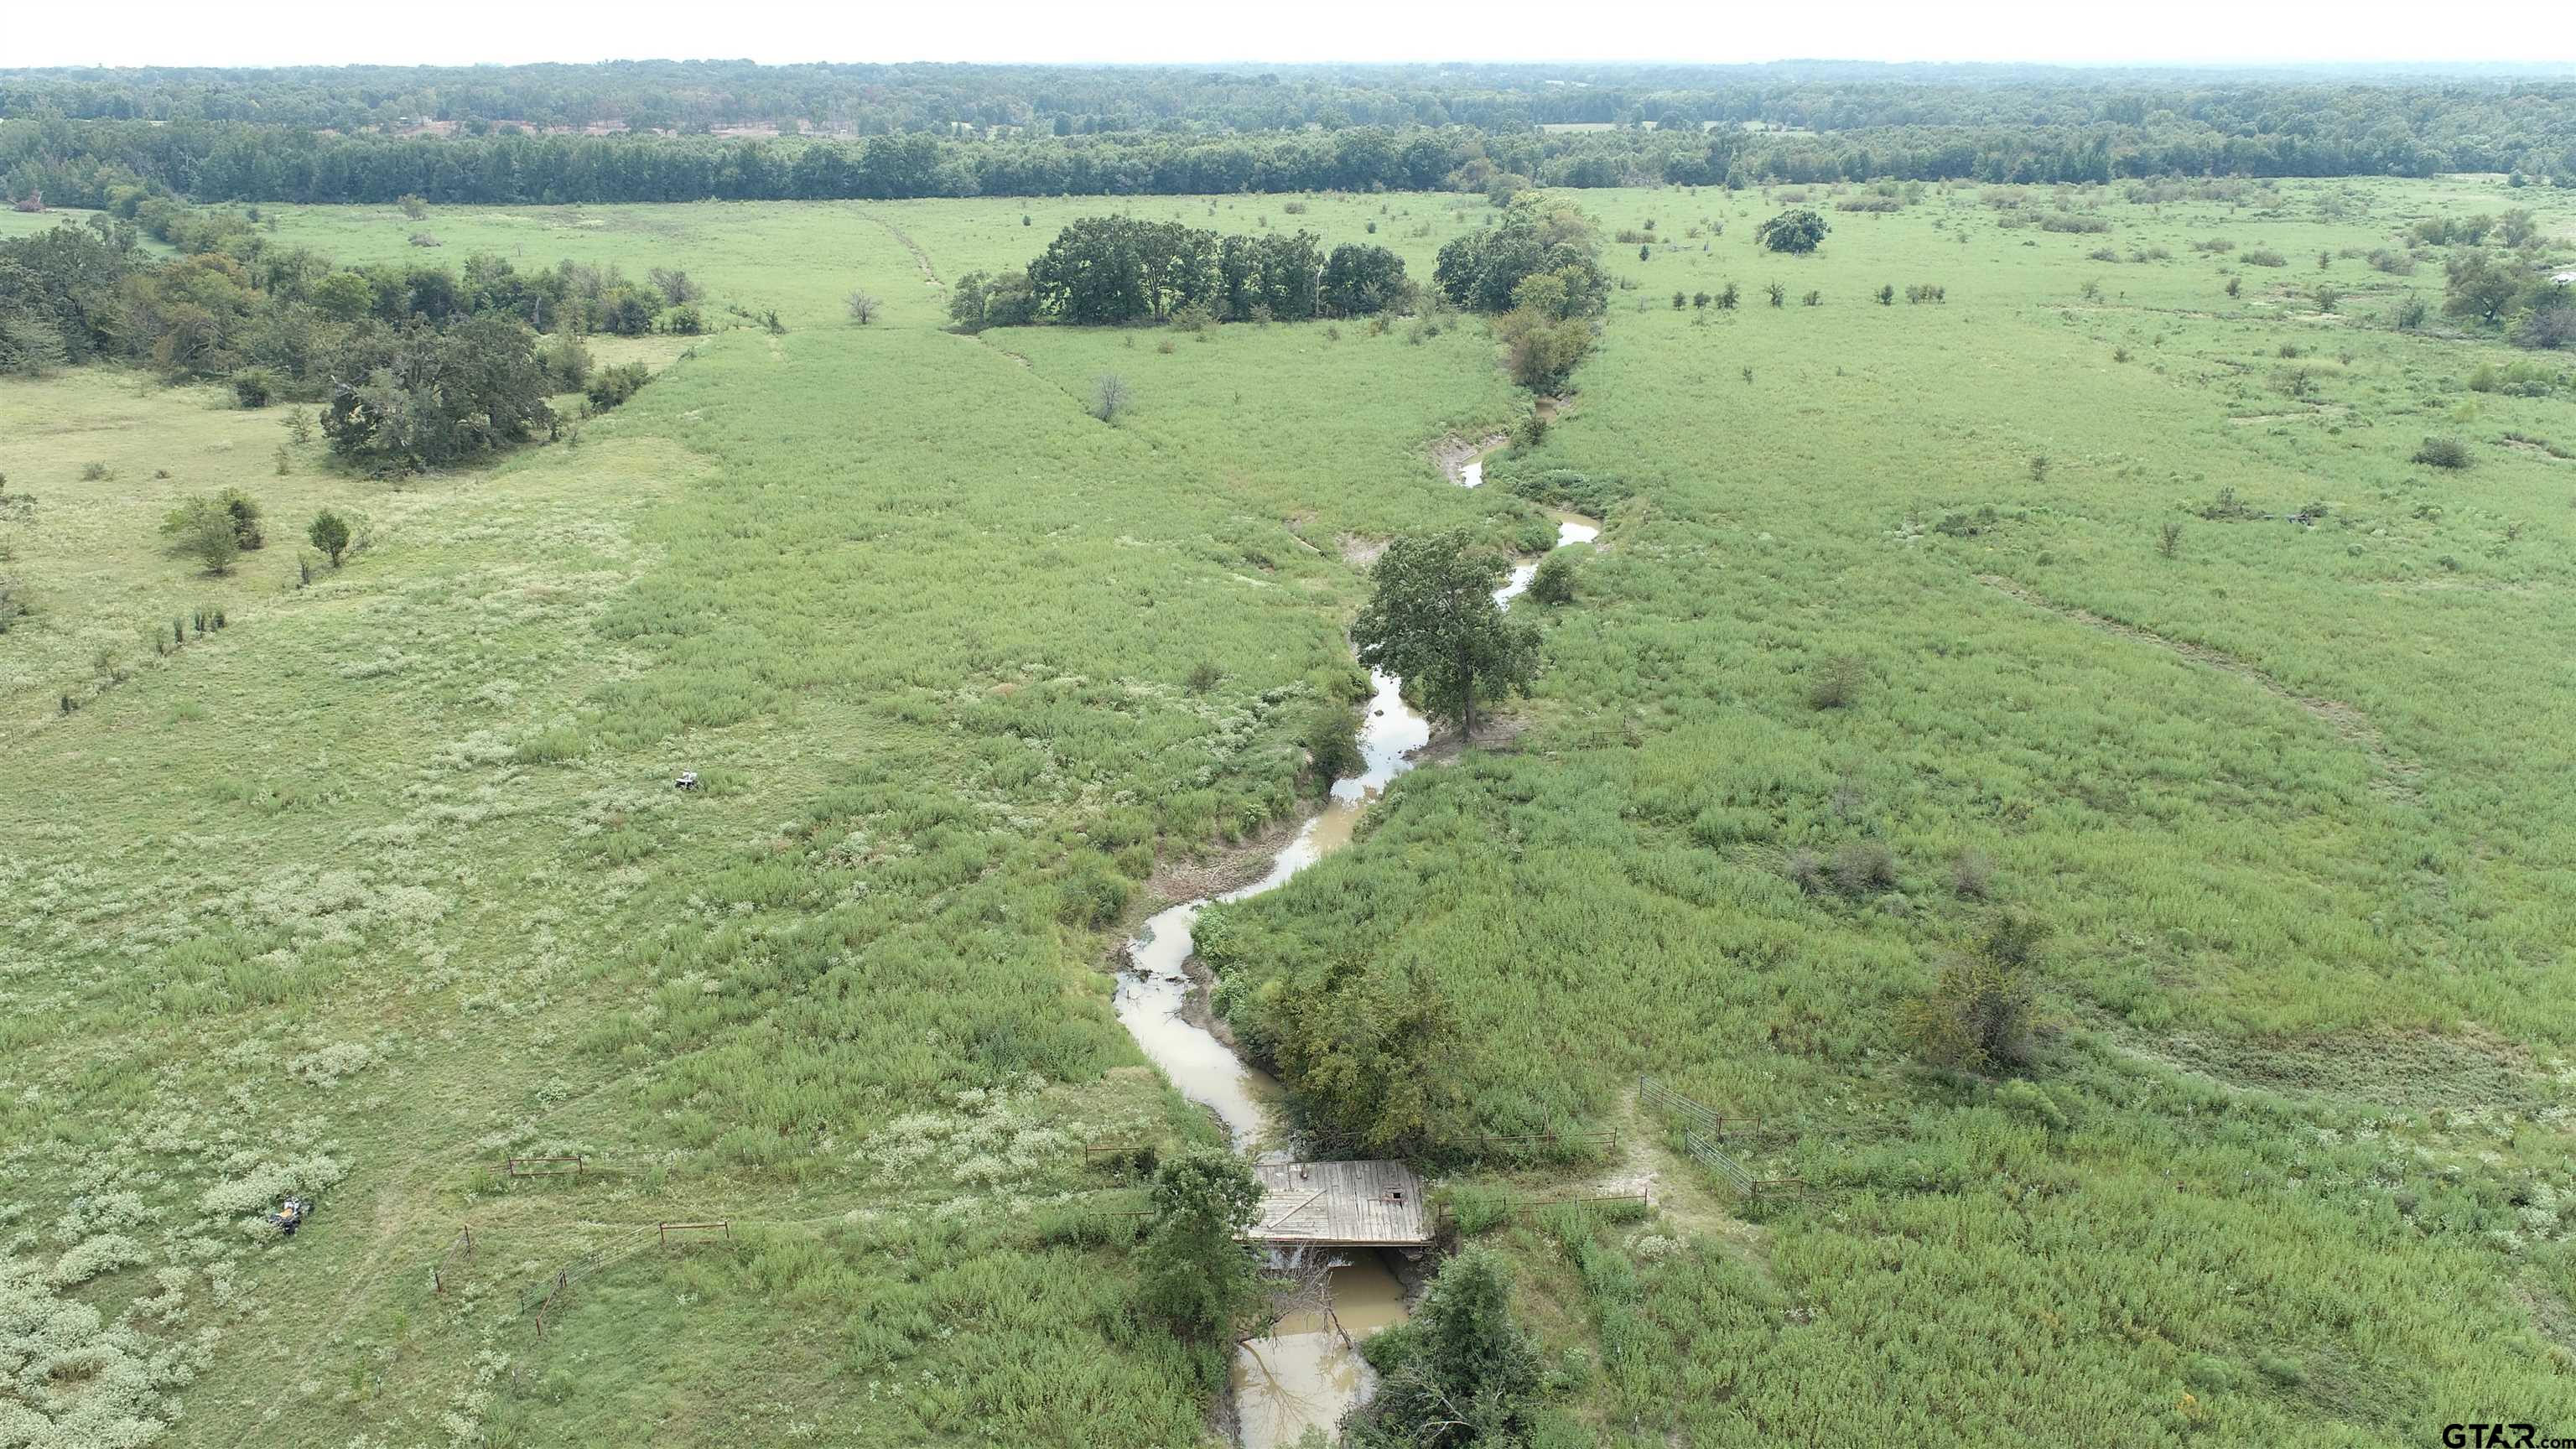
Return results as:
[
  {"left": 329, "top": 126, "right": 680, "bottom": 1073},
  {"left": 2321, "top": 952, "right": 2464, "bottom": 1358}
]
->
[
  {"left": 1110, "top": 456, "right": 1595, "bottom": 1446},
  {"left": 1232, "top": 1250, "right": 1408, "bottom": 1449}
]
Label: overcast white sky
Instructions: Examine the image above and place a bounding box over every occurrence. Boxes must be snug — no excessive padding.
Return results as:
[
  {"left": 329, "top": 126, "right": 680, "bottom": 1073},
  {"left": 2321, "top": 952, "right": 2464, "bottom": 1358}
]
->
[{"left": 4, "top": 0, "right": 2568, "bottom": 69}]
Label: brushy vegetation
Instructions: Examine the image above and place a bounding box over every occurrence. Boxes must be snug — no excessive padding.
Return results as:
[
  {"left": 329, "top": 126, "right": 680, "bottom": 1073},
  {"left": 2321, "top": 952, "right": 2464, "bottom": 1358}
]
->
[{"left": 5, "top": 171, "right": 2576, "bottom": 1447}]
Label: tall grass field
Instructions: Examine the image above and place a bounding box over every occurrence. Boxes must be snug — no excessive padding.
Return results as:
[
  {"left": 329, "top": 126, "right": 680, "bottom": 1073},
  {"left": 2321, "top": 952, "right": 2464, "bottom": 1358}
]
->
[{"left": 3, "top": 173, "right": 2574, "bottom": 1446}]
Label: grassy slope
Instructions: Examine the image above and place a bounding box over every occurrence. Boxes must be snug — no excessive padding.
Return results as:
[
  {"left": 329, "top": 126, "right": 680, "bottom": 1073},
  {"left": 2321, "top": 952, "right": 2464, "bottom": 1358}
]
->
[
  {"left": 4, "top": 177, "right": 2573, "bottom": 1446},
  {"left": 1, "top": 198, "right": 1524, "bottom": 1446},
  {"left": 1205, "top": 177, "right": 2576, "bottom": 1443}
]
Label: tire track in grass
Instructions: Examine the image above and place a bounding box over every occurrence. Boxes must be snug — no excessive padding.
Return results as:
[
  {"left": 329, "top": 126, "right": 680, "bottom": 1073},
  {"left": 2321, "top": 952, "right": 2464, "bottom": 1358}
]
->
[
  {"left": 856, "top": 206, "right": 942, "bottom": 289},
  {"left": 1976, "top": 573, "right": 2423, "bottom": 803}
]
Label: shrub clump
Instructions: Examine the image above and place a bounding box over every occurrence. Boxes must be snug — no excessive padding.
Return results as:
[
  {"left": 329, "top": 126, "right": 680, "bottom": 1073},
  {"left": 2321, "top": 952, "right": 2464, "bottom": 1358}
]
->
[
  {"left": 1900, "top": 913, "right": 2047, "bottom": 1073},
  {"left": 586, "top": 361, "right": 652, "bottom": 412},
  {"left": 1831, "top": 840, "right": 1898, "bottom": 896},
  {"left": 1805, "top": 653, "right": 1867, "bottom": 709},
  {"left": 160, "top": 489, "right": 265, "bottom": 574},
  {"left": 2412, "top": 435, "right": 2473, "bottom": 470},
  {"left": 1350, "top": 1246, "right": 1542, "bottom": 1446},
  {"left": 1527, "top": 551, "right": 1576, "bottom": 605}
]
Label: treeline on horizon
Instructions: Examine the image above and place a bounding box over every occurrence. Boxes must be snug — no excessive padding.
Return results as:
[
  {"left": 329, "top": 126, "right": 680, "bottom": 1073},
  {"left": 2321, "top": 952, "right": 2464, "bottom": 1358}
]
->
[
  {"left": 7, "top": 113, "right": 2573, "bottom": 213},
  {"left": 1, "top": 64, "right": 2573, "bottom": 207},
  {"left": 3, "top": 59, "right": 2573, "bottom": 136}
]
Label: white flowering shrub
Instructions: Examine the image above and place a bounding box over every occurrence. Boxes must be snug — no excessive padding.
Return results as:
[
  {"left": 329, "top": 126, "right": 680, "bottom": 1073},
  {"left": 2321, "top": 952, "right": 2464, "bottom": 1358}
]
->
[
  {"left": 196, "top": 1155, "right": 345, "bottom": 1218},
  {"left": 0, "top": 1254, "right": 211, "bottom": 1446},
  {"left": 286, "top": 1042, "right": 375, "bottom": 1088},
  {"left": 49, "top": 1233, "right": 146, "bottom": 1287},
  {"left": 853, "top": 1074, "right": 1149, "bottom": 1192},
  {"left": 55, "top": 1192, "right": 155, "bottom": 1239}
]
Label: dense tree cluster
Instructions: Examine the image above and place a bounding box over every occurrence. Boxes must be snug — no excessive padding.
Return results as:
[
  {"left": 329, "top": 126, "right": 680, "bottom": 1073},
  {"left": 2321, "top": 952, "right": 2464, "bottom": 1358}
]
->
[
  {"left": 320, "top": 315, "right": 558, "bottom": 470},
  {"left": 2433, "top": 219, "right": 2576, "bottom": 349},
  {"left": 4, "top": 65, "right": 2573, "bottom": 210},
  {"left": 1431, "top": 194, "right": 1609, "bottom": 388},
  {"left": 4, "top": 61, "right": 2573, "bottom": 186},
  {"left": 998, "top": 215, "right": 1410, "bottom": 326},
  {"left": 0, "top": 191, "right": 711, "bottom": 408},
  {"left": 0, "top": 205, "right": 665, "bottom": 470},
  {"left": 1432, "top": 195, "right": 1608, "bottom": 315}
]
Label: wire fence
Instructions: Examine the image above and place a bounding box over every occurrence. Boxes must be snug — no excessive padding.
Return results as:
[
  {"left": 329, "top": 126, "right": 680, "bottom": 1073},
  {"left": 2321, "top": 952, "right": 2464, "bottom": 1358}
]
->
[
  {"left": 1681, "top": 1128, "right": 1755, "bottom": 1194},
  {"left": 429, "top": 1226, "right": 475, "bottom": 1296},
  {"left": 1640, "top": 1076, "right": 1803, "bottom": 1200},
  {"left": 1639, "top": 1075, "right": 1736, "bottom": 1139},
  {"left": 1083, "top": 1128, "right": 1618, "bottom": 1170},
  {"left": 1460, "top": 1130, "right": 1621, "bottom": 1159},
  {"left": 504, "top": 1156, "right": 589, "bottom": 1178},
  {"left": 1500, "top": 1190, "right": 1653, "bottom": 1217},
  {"left": 521, "top": 1223, "right": 666, "bottom": 1337}
]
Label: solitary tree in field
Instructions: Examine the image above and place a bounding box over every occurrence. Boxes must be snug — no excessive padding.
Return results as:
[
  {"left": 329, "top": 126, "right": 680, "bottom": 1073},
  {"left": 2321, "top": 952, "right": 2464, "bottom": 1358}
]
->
[
  {"left": 1365, "top": 1245, "right": 1543, "bottom": 1445},
  {"left": 1352, "top": 530, "right": 1539, "bottom": 740},
  {"left": 1902, "top": 911, "right": 2048, "bottom": 1074},
  {"left": 1089, "top": 372, "right": 1132, "bottom": 423},
  {"left": 1757, "top": 208, "right": 1831, "bottom": 254},
  {"left": 309, "top": 509, "right": 351, "bottom": 568},
  {"left": 845, "top": 290, "right": 881, "bottom": 325},
  {"left": 2442, "top": 252, "right": 2524, "bottom": 327},
  {"left": 1136, "top": 1145, "right": 1260, "bottom": 1339},
  {"left": 164, "top": 499, "right": 241, "bottom": 574}
]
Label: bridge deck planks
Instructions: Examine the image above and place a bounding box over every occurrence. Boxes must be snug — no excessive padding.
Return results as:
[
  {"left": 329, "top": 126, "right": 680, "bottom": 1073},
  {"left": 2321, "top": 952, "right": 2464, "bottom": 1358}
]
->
[{"left": 1246, "top": 1161, "right": 1432, "bottom": 1246}]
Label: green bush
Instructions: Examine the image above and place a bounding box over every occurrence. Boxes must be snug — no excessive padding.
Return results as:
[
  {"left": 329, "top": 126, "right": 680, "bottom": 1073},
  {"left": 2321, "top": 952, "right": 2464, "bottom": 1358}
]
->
[
  {"left": 1805, "top": 653, "right": 1867, "bottom": 709},
  {"left": 1304, "top": 704, "right": 1363, "bottom": 786},
  {"left": 2256, "top": 1353, "right": 2306, "bottom": 1386},
  {"left": 1053, "top": 854, "right": 1131, "bottom": 929},
  {"left": 231, "top": 367, "right": 278, "bottom": 408},
  {"left": 542, "top": 332, "right": 593, "bottom": 391},
  {"left": 1900, "top": 915, "right": 2046, "bottom": 1073},
  {"left": 1830, "top": 840, "right": 1897, "bottom": 896},
  {"left": 308, "top": 509, "right": 351, "bottom": 567},
  {"left": 1527, "top": 551, "right": 1576, "bottom": 606},
  {"left": 2412, "top": 435, "right": 2473, "bottom": 469},
  {"left": 1441, "top": 1181, "right": 1514, "bottom": 1236},
  {"left": 586, "top": 361, "right": 652, "bottom": 412},
  {"left": 2184, "top": 1354, "right": 2240, "bottom": 1393},
  {"left": 159, "top": 489, "right": 263, "bottom": 574}
]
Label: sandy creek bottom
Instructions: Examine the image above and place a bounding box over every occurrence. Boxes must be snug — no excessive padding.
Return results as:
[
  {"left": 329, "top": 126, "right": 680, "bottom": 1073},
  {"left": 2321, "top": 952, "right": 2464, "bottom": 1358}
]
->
[{"left": 1112, "top": 496, "right": 1597, "bottom": 1446}]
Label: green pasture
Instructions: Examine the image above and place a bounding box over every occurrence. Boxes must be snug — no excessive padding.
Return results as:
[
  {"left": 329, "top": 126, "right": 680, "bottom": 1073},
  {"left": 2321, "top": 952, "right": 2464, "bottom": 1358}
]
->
[{"left": 3, "top": 173, "right": 2573, "bottom": 1446}]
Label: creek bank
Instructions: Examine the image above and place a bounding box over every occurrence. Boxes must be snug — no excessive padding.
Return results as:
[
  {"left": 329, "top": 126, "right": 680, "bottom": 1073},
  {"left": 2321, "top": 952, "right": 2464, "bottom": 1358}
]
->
[
  {"left": 1433, "top": 432, "right": 1509, "bottom": 486},
  {"left": 1110, "top": 434, "right": 1597, "bottom": 1445}
]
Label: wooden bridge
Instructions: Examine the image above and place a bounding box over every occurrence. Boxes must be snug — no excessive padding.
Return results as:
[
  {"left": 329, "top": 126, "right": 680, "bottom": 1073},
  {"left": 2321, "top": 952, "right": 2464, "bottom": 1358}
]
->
[{"left": 1244, "top": 1161, "right": 1433, "bottom": 1247}]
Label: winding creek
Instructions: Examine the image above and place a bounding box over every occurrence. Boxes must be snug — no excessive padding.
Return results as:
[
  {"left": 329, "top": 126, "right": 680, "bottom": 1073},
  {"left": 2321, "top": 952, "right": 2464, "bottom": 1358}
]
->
[{"left": 1110, "top": 444, "right": 1597, "bottom": 1447}]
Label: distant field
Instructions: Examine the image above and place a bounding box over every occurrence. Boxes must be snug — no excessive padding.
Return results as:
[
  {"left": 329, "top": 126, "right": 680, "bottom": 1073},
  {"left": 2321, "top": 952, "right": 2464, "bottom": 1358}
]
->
[
  {"left": 0, "top": 205, "right": 106, "bottom": 240},
  {"left": 8, "top": 172, "right": 2576, "bottom": 1446}
]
